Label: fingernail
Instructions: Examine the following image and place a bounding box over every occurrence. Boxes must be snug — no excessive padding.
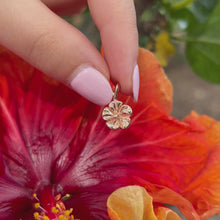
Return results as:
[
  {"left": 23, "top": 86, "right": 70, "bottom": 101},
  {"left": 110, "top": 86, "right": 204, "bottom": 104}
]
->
[
  {"left": 133, "top": 64, "right": 140, "bottom": 102},
  {"left": 70, "top": 66, "right": 113, "bottom": 106}
]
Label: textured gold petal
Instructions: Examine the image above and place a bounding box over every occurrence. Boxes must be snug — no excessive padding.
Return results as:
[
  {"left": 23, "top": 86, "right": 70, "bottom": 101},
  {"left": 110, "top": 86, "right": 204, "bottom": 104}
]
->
[
  {"left": 102, "top": 107, "right": 114, "bottom": 121},
  {"left": 120, "top": 104, "right": 133, "bottom": 116},
  {"left": 106, "top": 118, "right": 120, "bottom": 130},
  {"left": 119, "top": 117, "right": 131, "bottom": 129},
  {"left": 109, "top": 100, "right": 123, "bottom": 112}
]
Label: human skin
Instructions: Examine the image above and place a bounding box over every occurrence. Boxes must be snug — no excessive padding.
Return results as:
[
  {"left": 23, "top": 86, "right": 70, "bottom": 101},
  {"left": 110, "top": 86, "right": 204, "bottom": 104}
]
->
[{"left": 0, "top": 0, "right": 139, "bottom": 105}]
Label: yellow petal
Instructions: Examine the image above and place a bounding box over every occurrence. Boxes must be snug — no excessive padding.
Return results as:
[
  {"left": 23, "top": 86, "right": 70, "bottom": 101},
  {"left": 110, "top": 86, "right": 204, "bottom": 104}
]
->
[
  {"left": 107, "top": 186, "right": 184, "bottom": 220},
  {"left": 107, "top": 185, "right": 157, "bottom": 220},
  {"left": 155, "top": 207, "right": 183, "bottom": 220}
]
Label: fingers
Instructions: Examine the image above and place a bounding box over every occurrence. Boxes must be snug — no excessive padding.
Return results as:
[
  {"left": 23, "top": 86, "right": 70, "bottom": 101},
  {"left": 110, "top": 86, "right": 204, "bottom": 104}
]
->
[
  {"left": 0, "top": 0, "right": 113, "bottom": 106},
  {"left": 88, "top": 0, "right": 139, "bottom": 101}
]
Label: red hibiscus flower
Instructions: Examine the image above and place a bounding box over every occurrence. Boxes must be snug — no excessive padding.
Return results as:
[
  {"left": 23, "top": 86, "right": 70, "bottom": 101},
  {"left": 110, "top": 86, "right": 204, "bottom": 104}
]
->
[{"left": 0, "top": 46, "right": 220, "bottom": 220}]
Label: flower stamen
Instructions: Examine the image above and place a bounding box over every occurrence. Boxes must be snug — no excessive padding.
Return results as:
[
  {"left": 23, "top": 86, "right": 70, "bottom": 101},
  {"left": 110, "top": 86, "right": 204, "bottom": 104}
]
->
[
  {"left": 34, "top": 203, "right": 40, "bottom": 209},
  {"left": 32, "top": 193, "right": 78, "bottom": 220}
]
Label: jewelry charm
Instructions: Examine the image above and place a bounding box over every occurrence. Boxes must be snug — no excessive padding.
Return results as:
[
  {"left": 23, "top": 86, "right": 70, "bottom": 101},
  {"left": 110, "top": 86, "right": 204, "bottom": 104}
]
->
[{"left": 102, "top": 84, "right": 132, "bottom": 129}]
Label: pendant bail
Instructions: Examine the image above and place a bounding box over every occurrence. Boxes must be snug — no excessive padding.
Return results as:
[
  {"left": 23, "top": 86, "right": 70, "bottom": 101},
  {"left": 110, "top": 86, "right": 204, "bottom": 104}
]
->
[{"left": 113, "top": 84, "right": 119, "bottom": 100}]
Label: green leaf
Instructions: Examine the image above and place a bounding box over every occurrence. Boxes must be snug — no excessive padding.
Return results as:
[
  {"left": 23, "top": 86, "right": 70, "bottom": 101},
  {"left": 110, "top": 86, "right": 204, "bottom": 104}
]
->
[
  {"left": 168, "top": 0, "right": 217, "bottom": 32},
  {"left": 169, "top": 8, "right": 198, "bottom": 31},
  {"left": 185, "top": 2, "right": 220, "bottom": 83},
  {"left": 190, "top": 0, "right": 217, "bottom": 23}
]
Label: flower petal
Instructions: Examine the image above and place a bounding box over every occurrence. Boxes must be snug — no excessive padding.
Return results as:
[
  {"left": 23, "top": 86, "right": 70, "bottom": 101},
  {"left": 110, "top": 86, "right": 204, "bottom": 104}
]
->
[
  {"left": 0, "top": 47, "right": 34, "bottom": 88},
  {"left": 54, "top": 104, "right": 207, "bottom": 219},
  {"left": 107, "top": 185, "right": 157, "bottom": 220},
  {"left": 0, "top": 47, "right": 90, "bottom": 187},
  {"left": 0, "top": 177, "right": 31, "bottom": 219},
  {"left": 183, "top": 111, "right": 220, "bottom": 218},
  {"left": 107, "top": 185, "right": 183, "bottom": 220},
  {"left": 118, "top": 48, "right": 173, "bottom": 115},
  {"left": 154, "top": 206, "right": 183, "bottom": 220},
  {"left": 136, "top": 48, "right": 173, "bottom": 114},
  {"left": 141, "top": 182, "right": 200, "bottom": 220}
]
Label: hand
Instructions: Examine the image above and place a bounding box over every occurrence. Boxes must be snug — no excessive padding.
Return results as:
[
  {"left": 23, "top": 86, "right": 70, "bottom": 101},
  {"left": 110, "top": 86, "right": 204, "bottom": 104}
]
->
[{"left": 0, "top": 0, "right": 139, "bottom": 105}]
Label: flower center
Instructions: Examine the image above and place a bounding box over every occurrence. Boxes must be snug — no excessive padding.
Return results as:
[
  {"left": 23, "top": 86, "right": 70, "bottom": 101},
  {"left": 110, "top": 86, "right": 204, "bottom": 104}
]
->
[{"left": 32, "top": 188, "right": 79, "bottom": 220}]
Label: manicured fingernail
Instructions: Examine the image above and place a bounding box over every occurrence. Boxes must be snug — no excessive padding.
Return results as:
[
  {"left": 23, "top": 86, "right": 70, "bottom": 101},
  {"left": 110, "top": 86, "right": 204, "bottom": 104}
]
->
[
  {"left": 133, "top": 64, "right": 140, "bottom": 102},
  {"left": 70, "top": 66, "right": 113, "bottom": 106}
]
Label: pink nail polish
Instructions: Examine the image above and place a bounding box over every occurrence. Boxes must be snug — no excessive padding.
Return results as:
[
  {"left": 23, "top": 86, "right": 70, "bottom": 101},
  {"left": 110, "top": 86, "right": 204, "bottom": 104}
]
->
[
  {"left": 70, "top": 66, "right": 113, "bottom": 106},
  {"left": 133, "top": 64, "right": 140, "bottom": 102}
]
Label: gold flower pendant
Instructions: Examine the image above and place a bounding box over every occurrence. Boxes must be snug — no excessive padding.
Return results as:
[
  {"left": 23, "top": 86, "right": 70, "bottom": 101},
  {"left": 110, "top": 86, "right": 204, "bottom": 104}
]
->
[{"left": 102, "top": 84, "right": 132, "bottom": 129}]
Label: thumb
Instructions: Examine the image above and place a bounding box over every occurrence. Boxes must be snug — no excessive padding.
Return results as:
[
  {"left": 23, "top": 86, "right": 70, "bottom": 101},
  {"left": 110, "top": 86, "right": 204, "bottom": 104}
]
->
[{"left": 0, "top": 0, "right": 113, "bottom": 106}]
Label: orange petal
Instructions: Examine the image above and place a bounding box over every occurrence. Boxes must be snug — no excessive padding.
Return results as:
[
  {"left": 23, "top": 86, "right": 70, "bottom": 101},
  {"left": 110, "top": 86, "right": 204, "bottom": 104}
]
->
[
  {"left": 136, "top": 48, "right": 173, "bottom": 115},
  {"left": 142, "top": 182, "right": 200, "bottom": 220},
  {"left": 107, "top": 185, "right": 157, "bottom": 220},
  {"left": 184, "top": 111, "right": 220, "bottom": 149},
  {"left": 113, "top": 48, "right": 173, "bottom": 115},
  {"left": 183, "top": 112, "right": 220, "bottom": 218}
]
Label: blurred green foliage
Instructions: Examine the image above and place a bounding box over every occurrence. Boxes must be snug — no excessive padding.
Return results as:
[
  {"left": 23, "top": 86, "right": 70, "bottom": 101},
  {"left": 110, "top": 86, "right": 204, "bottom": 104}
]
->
[
  {"left": 138, "top": 0, "right": 220, "bottom": 83},
  {"left": 185, "top": 1, "right": 220, "bottom": 83}
]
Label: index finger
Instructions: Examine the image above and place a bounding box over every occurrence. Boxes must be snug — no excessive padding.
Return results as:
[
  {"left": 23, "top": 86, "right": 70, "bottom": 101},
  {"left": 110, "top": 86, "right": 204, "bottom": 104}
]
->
[{"left": 88, "top": 0, "right": 139, "bottom": 101}]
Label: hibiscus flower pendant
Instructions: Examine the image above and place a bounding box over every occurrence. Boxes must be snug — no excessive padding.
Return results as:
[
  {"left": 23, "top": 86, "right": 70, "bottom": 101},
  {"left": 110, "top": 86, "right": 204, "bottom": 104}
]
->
[{"left": 102, "top": 84, "right": 132, "bottom": 129}]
